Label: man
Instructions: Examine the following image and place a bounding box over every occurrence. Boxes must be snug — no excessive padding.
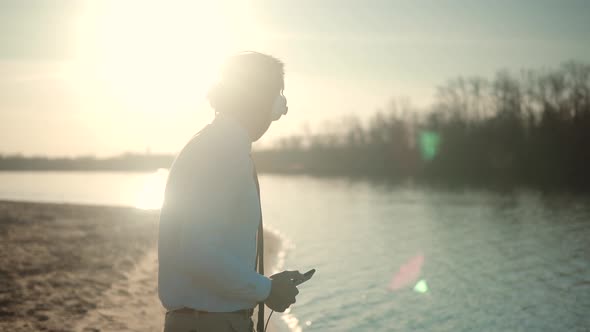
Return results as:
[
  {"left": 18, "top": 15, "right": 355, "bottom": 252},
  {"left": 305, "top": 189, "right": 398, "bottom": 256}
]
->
[{"left": 158, "top": 52, "right": 303, "bottom": 332}]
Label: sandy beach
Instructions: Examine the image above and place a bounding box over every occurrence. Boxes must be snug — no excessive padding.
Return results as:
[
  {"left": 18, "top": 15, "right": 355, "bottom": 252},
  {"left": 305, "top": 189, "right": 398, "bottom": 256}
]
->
[{"left": 0, "top": 201, "right": 283, "bottom": 332}]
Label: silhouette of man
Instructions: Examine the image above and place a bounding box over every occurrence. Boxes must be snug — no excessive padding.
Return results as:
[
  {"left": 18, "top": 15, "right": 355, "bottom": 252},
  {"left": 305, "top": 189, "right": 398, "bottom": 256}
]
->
[{"left": 158, "top": 52, "right": 303, "bottom": 332}]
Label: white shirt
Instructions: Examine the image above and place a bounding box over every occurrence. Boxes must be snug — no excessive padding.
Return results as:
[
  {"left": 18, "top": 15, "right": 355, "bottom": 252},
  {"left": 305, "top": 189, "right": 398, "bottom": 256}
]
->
[{"left": 158, "top": 114, "right": 271, "bottom": 312}]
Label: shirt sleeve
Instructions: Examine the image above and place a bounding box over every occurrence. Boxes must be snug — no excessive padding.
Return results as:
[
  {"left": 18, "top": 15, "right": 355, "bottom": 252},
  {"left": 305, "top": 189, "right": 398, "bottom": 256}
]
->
[
  {"left": 178, "top": 223, "right": 272, "bottom": 303},
  {"left": 171, "top": 146, "right": 272, "bottom": 303}
]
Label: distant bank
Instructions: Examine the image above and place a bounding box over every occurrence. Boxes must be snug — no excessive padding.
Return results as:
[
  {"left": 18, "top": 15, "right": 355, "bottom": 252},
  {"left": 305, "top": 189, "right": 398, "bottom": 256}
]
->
[
  {"left": 3, "top": 61, "right": 589, "bottom": 192},
  {"left": 0, "top": 153, "right": 174, "bottom": 172}
]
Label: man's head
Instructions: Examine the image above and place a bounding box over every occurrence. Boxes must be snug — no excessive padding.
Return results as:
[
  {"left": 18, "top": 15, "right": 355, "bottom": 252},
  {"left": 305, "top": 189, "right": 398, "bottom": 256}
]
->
[{"left": 207, "top": 52, "right": 287, "bottom": 142}]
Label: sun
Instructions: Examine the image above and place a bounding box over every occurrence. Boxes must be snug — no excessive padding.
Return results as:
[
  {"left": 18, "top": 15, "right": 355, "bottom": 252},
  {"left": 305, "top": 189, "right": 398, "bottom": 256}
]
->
[{"left": 74, "top": 0, "right": 258, "bottom": 115}]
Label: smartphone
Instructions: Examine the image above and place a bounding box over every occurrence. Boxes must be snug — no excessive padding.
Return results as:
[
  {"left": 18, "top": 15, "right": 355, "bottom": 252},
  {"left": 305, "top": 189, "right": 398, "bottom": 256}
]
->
[{"left": 293, "top": 269, "right": 316, "bottom": 286}]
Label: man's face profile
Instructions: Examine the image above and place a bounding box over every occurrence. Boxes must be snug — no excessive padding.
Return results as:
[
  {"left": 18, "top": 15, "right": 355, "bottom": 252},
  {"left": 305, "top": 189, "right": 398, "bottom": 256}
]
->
[{"left": 249, "top": 87, "right": 284, "bottom": 142}]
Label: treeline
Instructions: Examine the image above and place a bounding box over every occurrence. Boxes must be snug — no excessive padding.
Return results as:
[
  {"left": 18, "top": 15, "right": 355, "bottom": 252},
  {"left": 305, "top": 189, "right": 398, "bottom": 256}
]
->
[
  {"left": 253, "top": 62, "right": 590, "bottom": 192},
  {"left": 0, "top": 153, "right": 174, "bottom": 172},
  {"left": 3, "top": 62, "right": 589, "bottom": 191}
]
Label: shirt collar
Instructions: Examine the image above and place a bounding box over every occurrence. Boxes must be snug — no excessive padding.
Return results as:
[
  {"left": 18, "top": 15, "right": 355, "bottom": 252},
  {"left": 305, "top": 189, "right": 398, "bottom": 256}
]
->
[{"left": 213, "top": 113, "right": 252, "bottom": 152}]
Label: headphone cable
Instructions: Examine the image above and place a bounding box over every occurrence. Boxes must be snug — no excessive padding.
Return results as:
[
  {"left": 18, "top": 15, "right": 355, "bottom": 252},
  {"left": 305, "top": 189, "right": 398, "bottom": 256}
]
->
[{"left": 264, "top": 310, "right": 274, "bottom": 332}]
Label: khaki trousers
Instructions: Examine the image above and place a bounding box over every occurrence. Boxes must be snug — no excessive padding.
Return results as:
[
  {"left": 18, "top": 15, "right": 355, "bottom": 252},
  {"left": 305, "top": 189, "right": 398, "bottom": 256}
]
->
[{"left": 163, "top": 311, "right": 254, "bottom": 332}]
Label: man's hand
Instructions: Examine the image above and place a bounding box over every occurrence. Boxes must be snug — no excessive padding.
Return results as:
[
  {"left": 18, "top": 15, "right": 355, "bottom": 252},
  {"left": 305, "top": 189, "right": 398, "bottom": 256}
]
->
[{"left": 264, "top": 270, "right": 304, "bottom": 312}]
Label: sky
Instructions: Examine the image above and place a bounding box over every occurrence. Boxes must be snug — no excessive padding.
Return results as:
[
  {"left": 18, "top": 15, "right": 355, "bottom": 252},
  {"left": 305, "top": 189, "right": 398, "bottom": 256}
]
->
[{"left": 1, "top": 0, "right": 589, "bottom": 157}]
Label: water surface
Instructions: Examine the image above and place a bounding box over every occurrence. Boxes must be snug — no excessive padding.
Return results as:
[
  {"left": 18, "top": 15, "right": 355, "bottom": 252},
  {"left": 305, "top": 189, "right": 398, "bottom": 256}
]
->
[{"left": 1, "top": 171, "right": 589, "bottom": 331}]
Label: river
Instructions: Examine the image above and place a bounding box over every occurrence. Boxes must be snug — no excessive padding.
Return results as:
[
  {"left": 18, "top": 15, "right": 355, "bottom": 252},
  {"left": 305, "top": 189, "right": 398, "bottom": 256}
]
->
[{"left": 1, "top": 171, "right": 589, "bottom": 331}]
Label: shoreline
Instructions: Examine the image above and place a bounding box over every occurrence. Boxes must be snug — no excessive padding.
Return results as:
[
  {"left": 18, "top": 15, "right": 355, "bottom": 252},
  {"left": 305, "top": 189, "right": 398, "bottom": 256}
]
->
[{"left": 0, "top": 200, "right": 286, "bottom": 332}]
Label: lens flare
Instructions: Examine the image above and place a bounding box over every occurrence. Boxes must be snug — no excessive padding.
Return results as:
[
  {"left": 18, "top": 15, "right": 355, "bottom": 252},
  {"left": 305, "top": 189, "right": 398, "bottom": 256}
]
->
[
  {"left": 389, "top": 254, "right": 424, "bottom": 291},
  {"left": 413, "top": 279, "right": 429, "bottom": 293},
  {"left": 419, "top": 131, "right": 441, "bottom": 161}
]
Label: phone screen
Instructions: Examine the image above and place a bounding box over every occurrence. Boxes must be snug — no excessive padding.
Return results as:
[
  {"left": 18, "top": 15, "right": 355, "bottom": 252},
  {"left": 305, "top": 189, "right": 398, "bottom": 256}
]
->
[{"left": 294, "top": 269, "right": 316, "bottom": 286}]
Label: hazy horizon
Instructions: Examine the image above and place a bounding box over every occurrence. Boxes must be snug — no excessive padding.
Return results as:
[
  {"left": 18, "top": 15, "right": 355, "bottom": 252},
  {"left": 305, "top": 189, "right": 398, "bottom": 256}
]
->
[{"left": 2, "top": 0, "right": 589, "bottom": 157}]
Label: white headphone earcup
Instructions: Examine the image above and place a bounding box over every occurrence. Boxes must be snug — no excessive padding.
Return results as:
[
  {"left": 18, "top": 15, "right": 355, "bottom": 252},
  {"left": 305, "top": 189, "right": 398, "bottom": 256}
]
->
[{"left": 271, "top": 95, "right": 288, "bottom": 121}]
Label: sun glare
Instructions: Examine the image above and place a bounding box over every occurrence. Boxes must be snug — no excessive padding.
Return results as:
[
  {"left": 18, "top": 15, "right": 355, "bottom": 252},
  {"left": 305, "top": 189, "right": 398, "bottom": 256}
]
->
[
  {"left": 74, "top": 0, "right": 257, "bottom": 115},
  {"left": 135, "top": 168, "right": 169, "bottom": 210}
]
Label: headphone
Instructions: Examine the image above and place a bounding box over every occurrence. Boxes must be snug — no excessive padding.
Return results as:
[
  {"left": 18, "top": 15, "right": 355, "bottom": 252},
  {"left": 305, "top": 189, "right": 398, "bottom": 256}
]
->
[
  {"left": 271, "top": 93, "right": 288, "bottom": 121},
  {"left": 209, "top": 82, "right": 288, "bottom": 122}
]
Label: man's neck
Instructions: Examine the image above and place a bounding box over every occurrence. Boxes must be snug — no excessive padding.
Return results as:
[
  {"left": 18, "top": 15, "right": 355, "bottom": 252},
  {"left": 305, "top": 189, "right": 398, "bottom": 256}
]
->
[{"left": 215, "top": 112, "right": 253, "bottom": 149}]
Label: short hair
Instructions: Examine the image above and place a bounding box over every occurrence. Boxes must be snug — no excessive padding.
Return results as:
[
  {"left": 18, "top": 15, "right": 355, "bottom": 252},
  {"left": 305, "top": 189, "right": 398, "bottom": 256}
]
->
[{"left": 208, "top": 52, "right": 284, "bottom": 112}]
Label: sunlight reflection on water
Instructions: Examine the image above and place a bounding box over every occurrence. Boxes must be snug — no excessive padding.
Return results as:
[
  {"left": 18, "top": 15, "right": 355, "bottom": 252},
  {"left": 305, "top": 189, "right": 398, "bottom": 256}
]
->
[
  {"left": 134, "top": 169, "right": 169, "bottom": 210},
  {"left": 2, "top": 172, "right": 589, "bottom": 331}
]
